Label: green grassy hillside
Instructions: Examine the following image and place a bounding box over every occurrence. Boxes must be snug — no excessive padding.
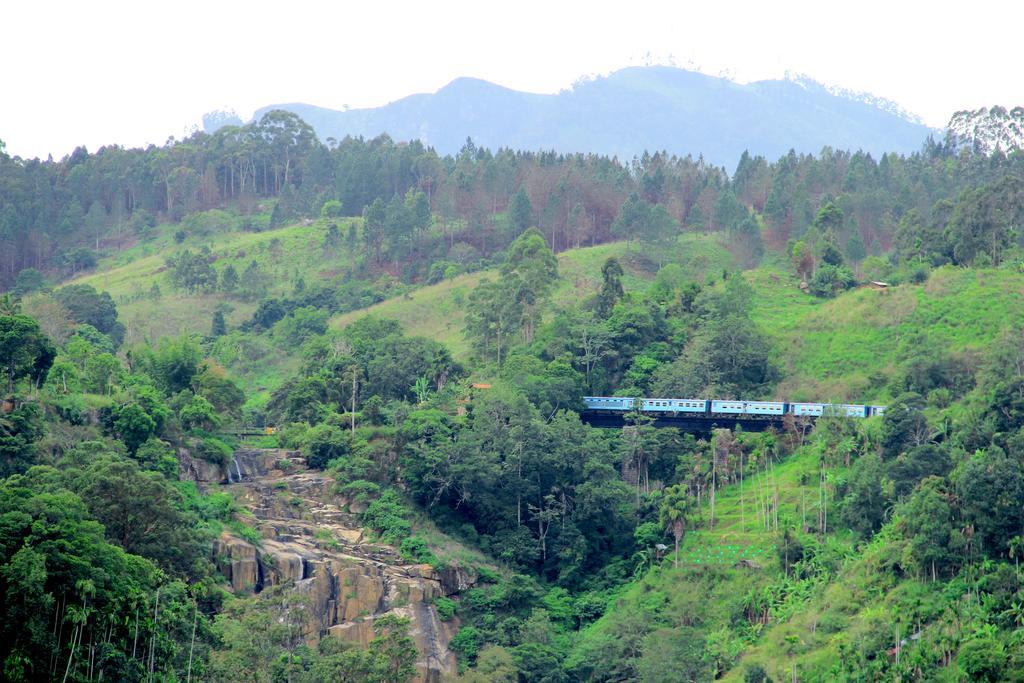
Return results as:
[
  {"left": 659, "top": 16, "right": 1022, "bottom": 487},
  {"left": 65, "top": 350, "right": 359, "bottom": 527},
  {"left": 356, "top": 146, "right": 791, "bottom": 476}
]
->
[
  {"left": 70, "top": 215, "right": 362, "bottom": 344},
  {"left": 65, "top": 215, "right": 1024, "bottom": 415},
  {"left": 327, "top": 241, "right": 677, "bottom": 357},
  {"left": 752, "top": 266, "right": 1024, "bottom": 403},
  {"left": 67, "top": 223, "right": 735, "bottom": 405},
  {"left": 564, "top": 263, "right": 1024, "bottom": 680}
]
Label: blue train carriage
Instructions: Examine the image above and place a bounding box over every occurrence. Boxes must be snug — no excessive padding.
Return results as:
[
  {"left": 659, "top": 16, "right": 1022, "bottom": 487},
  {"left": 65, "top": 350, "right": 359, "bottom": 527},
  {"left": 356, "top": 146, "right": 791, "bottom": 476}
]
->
[
  {"left": 640, "top": 398, "right": 710, "bottom": 413},
  {"left": 675, "top": 399, "right": 710, "bottom": 414},
  {"left": 829, "top": 404, "right": 870, "bottom": 418},
  {"left": 745, "top": 401, "right": 786, "bottom": 416},
  {"left": 710, "top": 400, "right": 746, "bottom": 414},
  {"left": 583, "top": 397, "right": 711, "bottom": 414},
  {"left": 583, "top": 396, "right": 633, "bottom": 411},
  {"left": 710, "top": 400, "right": 785, "bottom": 416},
  {"left": 789, "top": 402, "right": 825, "bottom": 417},
  {"left": 790, "top": 403, "right": 881, "bottom": 418},
  {"left": 640, "top": 398, "right": 671, "bottom": 412}
]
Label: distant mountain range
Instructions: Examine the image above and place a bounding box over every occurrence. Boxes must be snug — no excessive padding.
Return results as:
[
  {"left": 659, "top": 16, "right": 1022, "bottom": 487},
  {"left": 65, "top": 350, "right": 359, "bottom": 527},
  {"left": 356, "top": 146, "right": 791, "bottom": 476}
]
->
[
  {"left": 239, "top": 66, "right": 938, "bottom": 168},
  {"left": 946, "top": 106, "right": 1024, "bottom": 155}
]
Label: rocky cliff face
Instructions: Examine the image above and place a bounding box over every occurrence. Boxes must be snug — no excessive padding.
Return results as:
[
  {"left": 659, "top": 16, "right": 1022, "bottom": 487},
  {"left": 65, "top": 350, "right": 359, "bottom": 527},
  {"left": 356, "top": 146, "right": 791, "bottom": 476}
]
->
[{"left": 207, "top": 448, "right": 473, "bottom": 682}]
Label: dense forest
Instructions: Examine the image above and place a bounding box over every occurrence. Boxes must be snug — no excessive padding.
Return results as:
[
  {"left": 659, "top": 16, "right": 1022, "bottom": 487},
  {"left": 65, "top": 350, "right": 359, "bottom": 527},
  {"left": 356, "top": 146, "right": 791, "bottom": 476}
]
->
[
  {"left": 4, "top": 112, "right": 1024, "bottom": 681},
  {"left": 3, "top": 109, "right": 1024, "bottom": 290}
]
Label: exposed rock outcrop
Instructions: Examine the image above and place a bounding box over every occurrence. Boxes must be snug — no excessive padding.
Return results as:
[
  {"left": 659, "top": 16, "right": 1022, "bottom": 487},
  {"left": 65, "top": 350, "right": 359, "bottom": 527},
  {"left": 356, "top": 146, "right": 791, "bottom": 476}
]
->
[
  {"left": 208, "top": 449, "right": 467, "bottom": 682},
  {"left": 178, "top": 446, "right": 304, "bottom": 487},
  {"left": 177, "top": 446, "right": 224, "bottom": 485},
  {"left": 212, "top": 534, "right": 260, "bottom": 592}
]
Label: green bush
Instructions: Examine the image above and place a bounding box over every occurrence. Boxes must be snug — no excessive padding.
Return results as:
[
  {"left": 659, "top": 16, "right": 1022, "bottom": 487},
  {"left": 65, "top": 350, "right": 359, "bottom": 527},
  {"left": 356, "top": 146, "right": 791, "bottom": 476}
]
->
[
  {"left": 196, "top": 436, "right": 232, "bottom": 466},
  {"left": 227, "top": 520, "right": 262, "bottom": 546},
  {"left": 449, "top": 626, "right": 482, "bottom": 663},
  {"left": 744, "top": 663, "right": 772, "bottom": 683},
  {"left": 434, "top": 596, "right": 457, "bottom": 621},
  {"left": 302, "top": 423, "right": 350, "bottom": 469},
  {"left": 339, "top": 479, "right": 382, "bottom": 503},
  {"left": 179, "top": 394, "right": 221, "bottom": 431},
  {"left": 54, "top": 394, "right": 87, "bottom": 425},
  {"left": 361, "top": 489, "right": 412, "bottom": 544},
  {"left": 808, "top": 264, "right": 855, "bottom": 298},
  {"left": 958, "top": 636, "right": 1006, "bottom": 682},
  {"left": 175, "top": 482, "right": 237, "bottom": 524},
  {"left": 299, "top": 421, "right": 356, "bottom": 471},
  {"left": 476, "top": 566, "right": 501, "bottom": 584},
  {"left": 399, "top": 535, "right": 437, "bottom": 564},
  {"left": 271, "top": 306, "right": 330, "bottom": 349},
  {"left": 133, "top": 437, "right": 178, "bottom": 478},
  {"left": 321, "top": 199, "right": 344, "bottom": 218},
  {"left": 276, "top": 422, "right": 310, "bottom": 449}
]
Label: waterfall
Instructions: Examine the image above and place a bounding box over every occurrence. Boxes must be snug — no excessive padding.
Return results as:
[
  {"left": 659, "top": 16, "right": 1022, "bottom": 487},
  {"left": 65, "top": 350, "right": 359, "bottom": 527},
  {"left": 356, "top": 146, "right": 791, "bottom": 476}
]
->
[{"left": 234, "top": 457, "right": 243, "bottom": 482}]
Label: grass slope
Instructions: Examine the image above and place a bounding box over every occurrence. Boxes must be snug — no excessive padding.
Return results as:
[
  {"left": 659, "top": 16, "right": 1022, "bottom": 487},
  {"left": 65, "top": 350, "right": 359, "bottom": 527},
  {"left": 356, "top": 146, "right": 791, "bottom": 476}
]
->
[
  {"left": 71, "top": 216, "right": 360, "bottom": 344},
  {"left": 329, "top": 236, "right": 734, "bottom": 358},
  {"left": 752, "top": 266, "right": 1024, "bottom": 403},
  {"left": 67, "top": 215, "right": 1024, "bottom": 415},
  {"left": 67, "top": 215, "right": 733, "bottom": 406}
]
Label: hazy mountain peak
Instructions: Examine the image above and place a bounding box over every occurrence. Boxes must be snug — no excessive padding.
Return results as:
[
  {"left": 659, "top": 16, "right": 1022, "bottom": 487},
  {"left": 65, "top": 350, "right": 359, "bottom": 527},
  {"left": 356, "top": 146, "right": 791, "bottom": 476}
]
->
[
  {"left": 251, "top": 66, "right": 936, "bottom": 165},
  {"left": 784, "top": 73, "right": 926, "bottom": 125}
]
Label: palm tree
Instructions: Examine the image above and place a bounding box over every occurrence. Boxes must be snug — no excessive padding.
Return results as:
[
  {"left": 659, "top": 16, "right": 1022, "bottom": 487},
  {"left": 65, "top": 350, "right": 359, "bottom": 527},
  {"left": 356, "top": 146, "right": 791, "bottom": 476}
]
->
[
  {"left": 1009, "top": 536, "right": 1024, "bottom": 577},
  {"left": 659, "top": 484, "right": 696, "bottom": 568},
  {"left": 412, "top": 376, "right": 431, "bottom": 404}
]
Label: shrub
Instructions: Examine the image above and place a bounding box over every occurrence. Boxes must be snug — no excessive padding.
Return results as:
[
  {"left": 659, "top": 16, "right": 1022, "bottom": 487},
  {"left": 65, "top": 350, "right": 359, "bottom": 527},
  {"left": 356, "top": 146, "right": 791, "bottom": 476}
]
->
[
  {"left": 114, "top": 403, "right": 157, "bottom": 453},
  {"left": 362, "top": 489, "right": 412, "bottom": 544},
  {"left": 744, "top": 664, "right": 772, "bottom": 683},
  {"left": 54, "top": 394, "right": 87, "bottom": 425},
  {"left": 196, "top": 436, "right": 232, "bottom": 467},
  {"left": 134, "top": 437, "right": 178, "bottom": 478},
  {"left": 449, "top": 626, "right": 482, "bottom": 663},
  {"left": 321, "top": 199, "right": 344, "bottom": 218},
  {"left": 400, "top": 535, "right": 437, "bottom": 564},
  {"left": 130, "top": 209, "right": 156, "bottom": 237},
  {"left": 302, "top": 423, "right": 350, "bottom": 469},
  {"left": 179, "top": 394, "right": 221, "bottom": 431},
  {"left": 13, "top": 268, "right": 46, "bottom": 295},
  {"left": 182, "top": 209, "right": 240, "bottom": 236},
  {"left": 227, "top": 520, "right": 262, "bottom": 546},
  {"left": 434, "top": 596, "right": 457, "bottom": 622},
  {"left": 276, "top": 422, "right": 310, "bottom": 449},
  {"left": 476, "top": 566, "right": 501, "bottom": 584},
  {"left": 958, "top": 636, "right": 1006, "bottom": 682},
  {"left": 339, "top": 479, "right": 381, "bottom": 503},
  {"left": 808, "top": 264, "right": 855, "bottom": 298},
  {"left": 271, "top": 306, "right": 329, "bottom": 349}
]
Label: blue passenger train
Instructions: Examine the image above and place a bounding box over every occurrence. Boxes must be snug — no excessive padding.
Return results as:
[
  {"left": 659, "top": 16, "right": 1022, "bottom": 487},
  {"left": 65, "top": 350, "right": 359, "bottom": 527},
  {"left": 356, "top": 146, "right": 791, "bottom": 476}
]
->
[{"left": 582, "top": 397, "right": 886, "bottom": 418}]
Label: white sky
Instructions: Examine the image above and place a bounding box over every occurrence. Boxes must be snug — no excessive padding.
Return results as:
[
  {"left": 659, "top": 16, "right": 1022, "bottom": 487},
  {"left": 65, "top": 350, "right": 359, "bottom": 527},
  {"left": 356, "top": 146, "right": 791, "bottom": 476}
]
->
[{"left": 3, "top": 0, "right": 1023, "bottom": 160}]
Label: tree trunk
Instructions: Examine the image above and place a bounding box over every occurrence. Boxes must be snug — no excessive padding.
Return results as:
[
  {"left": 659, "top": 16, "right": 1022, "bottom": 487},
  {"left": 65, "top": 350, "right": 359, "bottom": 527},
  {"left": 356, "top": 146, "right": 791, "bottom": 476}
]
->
[
  {"left": 710, "top": 453, "right": 717, "bottom": 529},
  {"left": 351, "top": 371, "right": 357, "bottom": 435},
  {"left": 187, "top": 602, "right": 198, "bottom": 683}
]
